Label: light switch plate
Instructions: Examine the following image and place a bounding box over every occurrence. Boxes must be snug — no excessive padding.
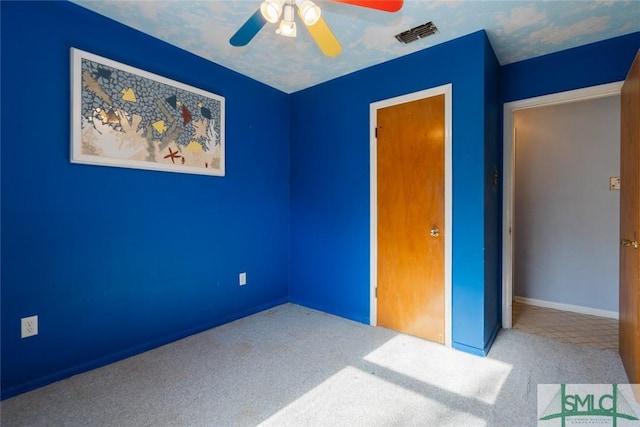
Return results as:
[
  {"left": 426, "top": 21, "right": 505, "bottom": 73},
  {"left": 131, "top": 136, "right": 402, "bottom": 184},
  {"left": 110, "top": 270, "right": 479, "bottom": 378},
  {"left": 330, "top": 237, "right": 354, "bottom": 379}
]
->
[{"left": 609, "top": 177, "right": 621, "bottom": 191}]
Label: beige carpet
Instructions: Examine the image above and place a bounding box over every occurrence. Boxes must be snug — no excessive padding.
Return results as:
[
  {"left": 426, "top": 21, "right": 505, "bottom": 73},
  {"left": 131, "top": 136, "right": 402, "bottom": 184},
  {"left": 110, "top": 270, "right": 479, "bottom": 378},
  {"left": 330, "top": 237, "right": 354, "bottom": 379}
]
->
[{"left": 0, "top": 303, "right": 630, "bottom": 426}]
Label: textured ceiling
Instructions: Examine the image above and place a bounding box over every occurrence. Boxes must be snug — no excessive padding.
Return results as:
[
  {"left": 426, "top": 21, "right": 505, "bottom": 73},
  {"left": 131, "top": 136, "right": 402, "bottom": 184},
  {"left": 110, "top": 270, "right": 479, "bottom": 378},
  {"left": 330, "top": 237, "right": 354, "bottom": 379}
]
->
[{"left": 72, "top": 1, "right": 640, "bottom": 94}]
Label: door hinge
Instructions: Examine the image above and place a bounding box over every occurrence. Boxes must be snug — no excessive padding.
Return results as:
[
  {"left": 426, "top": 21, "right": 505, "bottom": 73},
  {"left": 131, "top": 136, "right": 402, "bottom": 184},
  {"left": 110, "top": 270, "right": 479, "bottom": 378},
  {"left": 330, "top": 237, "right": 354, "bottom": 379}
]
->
[
  {"left": 375, "top": 127, "right": 378, "bottom": 138},
  {"left": 375, "top": 287, "right": 378, "bottom": 298}
]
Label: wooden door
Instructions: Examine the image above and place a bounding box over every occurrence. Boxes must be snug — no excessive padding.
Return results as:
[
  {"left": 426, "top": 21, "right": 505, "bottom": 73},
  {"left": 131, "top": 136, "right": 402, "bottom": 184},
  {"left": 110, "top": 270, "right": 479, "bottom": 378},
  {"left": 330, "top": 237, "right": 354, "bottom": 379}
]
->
[
  {"left": 377, "top": 94, "right": 445, "bottom": 343},
  {"left": 620, "top": 50, "right": 640, "bottom": 397}
]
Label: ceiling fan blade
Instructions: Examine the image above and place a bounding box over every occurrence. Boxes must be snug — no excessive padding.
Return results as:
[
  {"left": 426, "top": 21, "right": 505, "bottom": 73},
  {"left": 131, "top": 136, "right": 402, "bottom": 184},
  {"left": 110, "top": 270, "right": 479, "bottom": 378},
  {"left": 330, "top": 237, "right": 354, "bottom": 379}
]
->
[
  {"left": 330, "top": 0, "right": 403, "bottom": 12},
  {"left": 305, "top": 16, "right": 342, "bottom": 57},
  {"left": 230, "top": 9, "right": 267, "bottom": 47}
]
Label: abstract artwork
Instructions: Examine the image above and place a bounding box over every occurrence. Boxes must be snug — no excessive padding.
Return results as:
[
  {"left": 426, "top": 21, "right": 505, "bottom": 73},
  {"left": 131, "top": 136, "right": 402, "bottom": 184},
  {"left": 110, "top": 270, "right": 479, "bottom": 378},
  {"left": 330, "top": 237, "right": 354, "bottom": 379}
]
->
[{"left": 71, "top": 48, "right": 225, "bottom": 176}]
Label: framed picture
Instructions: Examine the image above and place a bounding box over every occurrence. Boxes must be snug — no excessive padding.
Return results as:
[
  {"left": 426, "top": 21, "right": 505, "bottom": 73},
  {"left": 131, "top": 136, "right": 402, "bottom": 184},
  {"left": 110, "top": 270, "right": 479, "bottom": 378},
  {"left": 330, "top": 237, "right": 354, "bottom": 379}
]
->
[{"left": 71, "top": 48, "right": 225, "bottom": 176}]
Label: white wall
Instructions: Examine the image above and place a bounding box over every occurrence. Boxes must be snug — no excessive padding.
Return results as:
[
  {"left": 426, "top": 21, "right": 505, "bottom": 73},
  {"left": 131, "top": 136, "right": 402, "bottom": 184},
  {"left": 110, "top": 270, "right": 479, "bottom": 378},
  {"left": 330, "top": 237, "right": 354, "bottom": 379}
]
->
[{"left": 514, "top": 95, "right": 620, "bottom": 312}]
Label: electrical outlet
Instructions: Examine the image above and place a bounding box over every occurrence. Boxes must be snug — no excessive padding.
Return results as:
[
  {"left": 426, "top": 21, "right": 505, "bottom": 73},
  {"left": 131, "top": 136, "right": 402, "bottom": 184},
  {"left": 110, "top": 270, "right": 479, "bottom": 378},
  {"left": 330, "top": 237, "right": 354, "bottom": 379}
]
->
[
  {"left": 239, "top": 272, "right": 247, "bottom": 286},
  {"left": 21, "top": 315, "right": 38, "bottom": 338}
]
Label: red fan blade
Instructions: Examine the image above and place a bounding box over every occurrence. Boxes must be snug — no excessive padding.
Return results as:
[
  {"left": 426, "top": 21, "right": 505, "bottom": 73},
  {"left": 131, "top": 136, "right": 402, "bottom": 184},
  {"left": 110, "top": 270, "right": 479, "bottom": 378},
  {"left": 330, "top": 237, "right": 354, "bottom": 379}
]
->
[{"left": 330, "top": 0, "right": 403, "bottom": 12}]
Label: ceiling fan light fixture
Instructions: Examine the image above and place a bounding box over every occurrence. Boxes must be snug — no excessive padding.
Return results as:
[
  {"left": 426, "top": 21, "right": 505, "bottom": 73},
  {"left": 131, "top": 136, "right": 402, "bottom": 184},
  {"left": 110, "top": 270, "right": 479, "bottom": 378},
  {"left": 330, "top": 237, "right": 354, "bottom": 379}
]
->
[
  {"left": 231, "top": 0, "right": 403, "bottom": 56},
  {"left": 260, "top": 0, "right": 283, "bottom": 23},
  {"left": 277, "top": 19, "right": 297, "bottom": 37},
  {"left": 297, "top": 0, "right": 321, "bottom": 26},
  {"left": 275, "top": 3, "right": 297, "bottom": 37}
]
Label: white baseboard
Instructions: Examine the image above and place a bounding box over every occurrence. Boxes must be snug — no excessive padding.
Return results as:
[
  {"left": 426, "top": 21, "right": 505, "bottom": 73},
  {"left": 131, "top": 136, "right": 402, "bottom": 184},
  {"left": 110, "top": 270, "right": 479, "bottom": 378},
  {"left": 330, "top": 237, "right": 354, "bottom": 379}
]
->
[{"left": 514, "top": 296, "right": 618, "bottom": 320}]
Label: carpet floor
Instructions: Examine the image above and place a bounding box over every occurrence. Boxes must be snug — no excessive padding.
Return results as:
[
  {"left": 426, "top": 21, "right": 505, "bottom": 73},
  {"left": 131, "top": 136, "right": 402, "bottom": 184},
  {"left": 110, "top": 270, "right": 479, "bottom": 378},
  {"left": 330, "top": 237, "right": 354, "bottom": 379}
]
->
[{"left": 0, "top": 303, "right": 630, "bottom": 426}]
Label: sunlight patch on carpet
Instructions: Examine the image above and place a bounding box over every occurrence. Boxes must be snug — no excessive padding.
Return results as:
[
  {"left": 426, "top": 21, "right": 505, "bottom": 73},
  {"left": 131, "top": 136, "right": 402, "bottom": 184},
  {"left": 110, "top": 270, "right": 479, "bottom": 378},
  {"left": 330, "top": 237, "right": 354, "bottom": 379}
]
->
[
  {"left": 259, "top": 366, "right": 487, "bottom": 426},
  {"left": 364, "top": 334, "right": 512, "bottom": 405}
]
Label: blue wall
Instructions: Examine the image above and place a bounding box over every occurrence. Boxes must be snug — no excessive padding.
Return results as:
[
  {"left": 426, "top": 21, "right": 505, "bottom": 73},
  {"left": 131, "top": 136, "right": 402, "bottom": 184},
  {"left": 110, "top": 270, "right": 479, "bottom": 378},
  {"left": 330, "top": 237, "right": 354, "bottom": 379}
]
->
[
  {"left": 289, "top": 31, "right": 501, "bottom": 355},
  {"left": 1, "top": 1, "right": 290, "bottom": 399},
  {"left": 501, "top": 32, "right": 640, "bottom": 103},
  {"left": 483, "top": 34, "right": 502, "bottom": 352}
]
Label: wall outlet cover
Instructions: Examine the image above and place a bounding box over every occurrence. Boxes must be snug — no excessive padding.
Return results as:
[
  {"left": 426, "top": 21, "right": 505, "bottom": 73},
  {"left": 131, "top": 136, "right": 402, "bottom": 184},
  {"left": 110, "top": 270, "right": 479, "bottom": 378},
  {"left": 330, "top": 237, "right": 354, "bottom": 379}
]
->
[{"left": 21, "top": 315, "right": 38, "bottom": 338}]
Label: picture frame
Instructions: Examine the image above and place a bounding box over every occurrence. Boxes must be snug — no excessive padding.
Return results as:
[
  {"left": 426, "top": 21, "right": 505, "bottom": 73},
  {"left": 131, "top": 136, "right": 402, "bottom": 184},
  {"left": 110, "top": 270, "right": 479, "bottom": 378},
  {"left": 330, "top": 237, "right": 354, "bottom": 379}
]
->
[{"left": 70, "top": 48, "right": 225, "bottom": 176}]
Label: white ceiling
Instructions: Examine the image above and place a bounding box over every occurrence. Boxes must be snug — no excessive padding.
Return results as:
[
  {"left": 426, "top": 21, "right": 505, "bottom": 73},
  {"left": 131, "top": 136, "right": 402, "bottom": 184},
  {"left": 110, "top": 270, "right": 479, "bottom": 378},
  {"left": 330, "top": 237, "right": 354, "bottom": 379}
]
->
[{"left": 72, "top": 1, "right": 640, "bottom": 94}]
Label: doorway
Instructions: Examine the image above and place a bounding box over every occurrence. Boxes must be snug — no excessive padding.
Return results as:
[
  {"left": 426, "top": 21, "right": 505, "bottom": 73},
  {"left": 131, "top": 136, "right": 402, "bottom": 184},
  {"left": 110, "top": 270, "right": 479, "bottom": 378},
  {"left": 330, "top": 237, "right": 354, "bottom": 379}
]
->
[
  {"left": 502, "top": 82, "right": 624, "bottom": 329},
  {"left": 370, "top": 84, "right": 452, "bottom": 347}
]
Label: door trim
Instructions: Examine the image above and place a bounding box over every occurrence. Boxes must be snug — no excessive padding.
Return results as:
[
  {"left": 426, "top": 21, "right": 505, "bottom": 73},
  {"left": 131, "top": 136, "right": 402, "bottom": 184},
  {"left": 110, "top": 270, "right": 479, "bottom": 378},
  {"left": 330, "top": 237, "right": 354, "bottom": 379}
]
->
[
  {"left": 501, "top": 81, "right": 623, "bottom": 328},
  {"left": 370, "top": 84, "right": 453, "bottom": 347}
]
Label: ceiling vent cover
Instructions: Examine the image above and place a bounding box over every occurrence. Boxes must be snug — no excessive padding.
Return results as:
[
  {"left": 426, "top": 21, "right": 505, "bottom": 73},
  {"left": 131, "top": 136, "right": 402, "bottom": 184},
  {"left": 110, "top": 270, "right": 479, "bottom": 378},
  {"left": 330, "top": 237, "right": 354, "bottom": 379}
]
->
[{"left": 395, "top": 21, "right": 438, "bottom": 44}]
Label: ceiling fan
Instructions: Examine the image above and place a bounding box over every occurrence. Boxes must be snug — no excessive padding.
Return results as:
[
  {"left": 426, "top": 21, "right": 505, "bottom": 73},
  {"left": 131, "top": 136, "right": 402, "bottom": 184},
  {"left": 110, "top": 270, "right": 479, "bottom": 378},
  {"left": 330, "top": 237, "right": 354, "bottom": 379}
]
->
[{"left": 229, "top": 0, "right": 404, "bottom": 57}]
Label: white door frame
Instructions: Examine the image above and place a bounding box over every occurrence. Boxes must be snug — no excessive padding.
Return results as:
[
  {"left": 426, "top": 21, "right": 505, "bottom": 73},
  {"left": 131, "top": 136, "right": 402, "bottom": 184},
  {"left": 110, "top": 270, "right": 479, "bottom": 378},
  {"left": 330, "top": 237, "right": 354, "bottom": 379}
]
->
[
  {"left": 501, "top": 81, "right": 623, "bottom": 328},
  {"left": 370, "top": 84, "right": 453, "bottom": 347}
]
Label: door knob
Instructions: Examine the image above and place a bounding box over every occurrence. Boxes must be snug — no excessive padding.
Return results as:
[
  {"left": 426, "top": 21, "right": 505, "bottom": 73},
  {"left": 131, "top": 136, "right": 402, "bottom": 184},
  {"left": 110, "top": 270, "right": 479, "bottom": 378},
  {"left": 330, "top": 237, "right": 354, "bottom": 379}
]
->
[
  {"left": 430, "top": 227, "right": 440, "bottom": 237},
  {"left": 621, "top": 239, "right": 639, "bottom": 249}
]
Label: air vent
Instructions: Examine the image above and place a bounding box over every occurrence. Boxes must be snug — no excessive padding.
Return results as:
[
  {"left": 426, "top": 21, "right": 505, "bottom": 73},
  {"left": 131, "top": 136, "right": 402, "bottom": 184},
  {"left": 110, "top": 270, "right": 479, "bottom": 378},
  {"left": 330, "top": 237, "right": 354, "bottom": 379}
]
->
[{"left": 395, "top": 21, "right": 438, "bottom": 44}]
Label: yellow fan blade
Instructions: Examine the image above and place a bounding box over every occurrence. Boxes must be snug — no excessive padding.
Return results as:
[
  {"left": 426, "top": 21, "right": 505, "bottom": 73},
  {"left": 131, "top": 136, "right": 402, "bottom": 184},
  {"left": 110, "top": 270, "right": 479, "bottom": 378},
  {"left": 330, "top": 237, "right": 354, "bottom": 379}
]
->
[{"left": 305, "top": 16, "right": 342, "bottom": 57}]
